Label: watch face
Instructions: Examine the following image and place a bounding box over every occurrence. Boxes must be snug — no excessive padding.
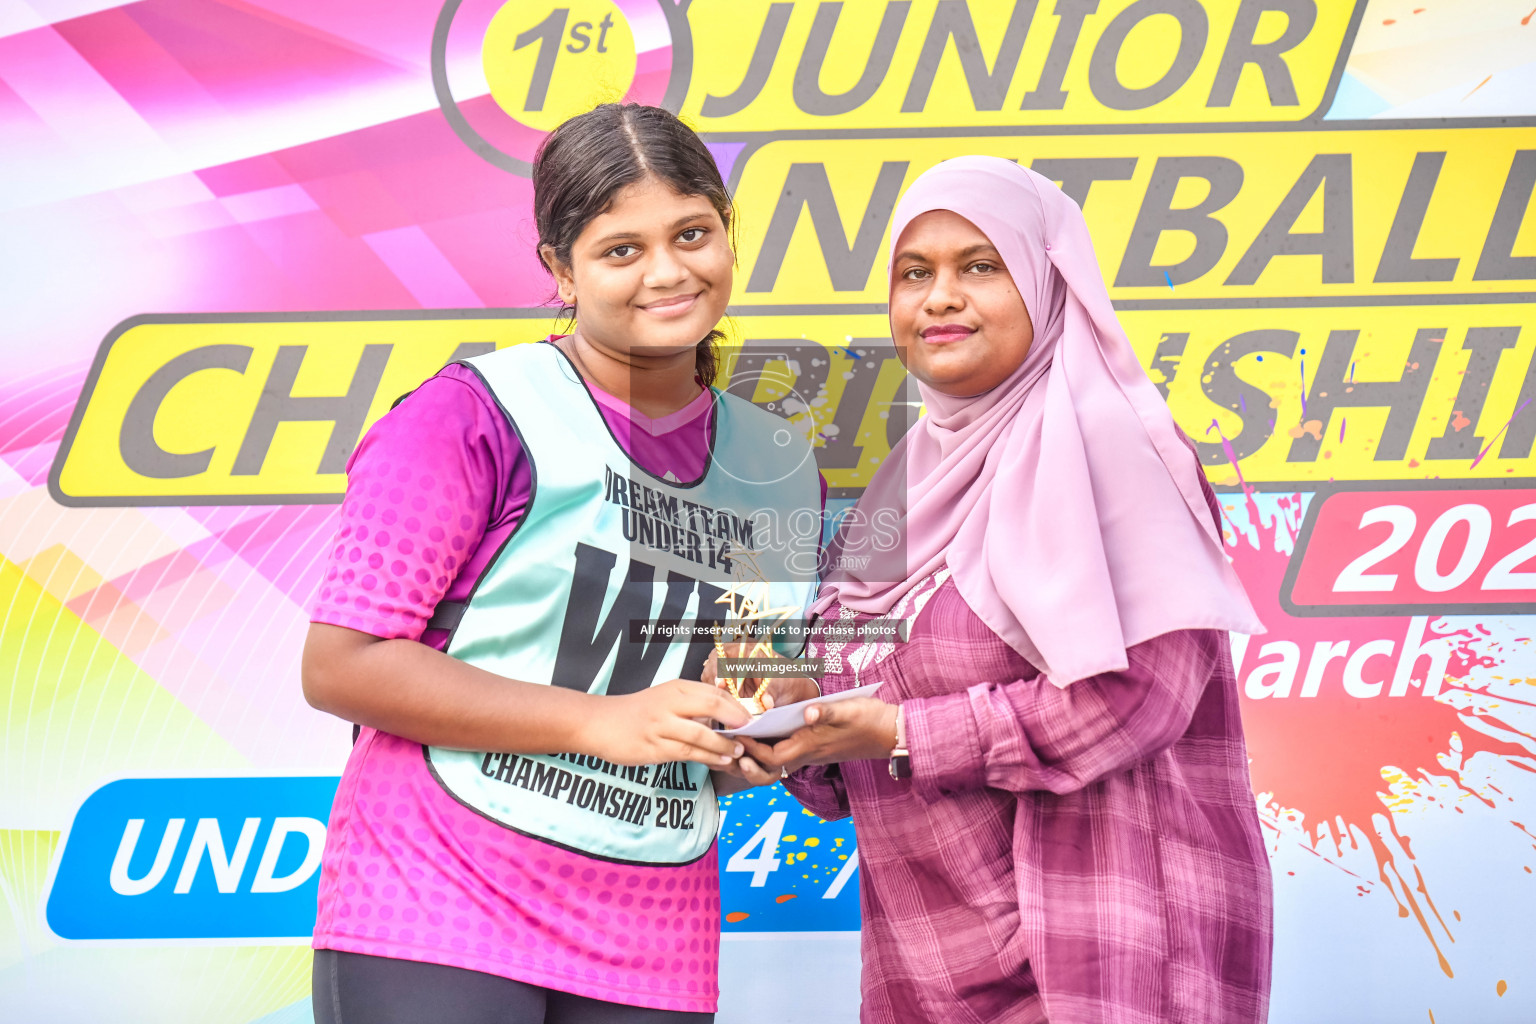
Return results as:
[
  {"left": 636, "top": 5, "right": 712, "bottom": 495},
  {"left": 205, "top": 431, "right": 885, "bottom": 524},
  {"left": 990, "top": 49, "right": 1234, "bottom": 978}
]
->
[{"left": 889, "top": 754, "right": 911, "bottom": 780}]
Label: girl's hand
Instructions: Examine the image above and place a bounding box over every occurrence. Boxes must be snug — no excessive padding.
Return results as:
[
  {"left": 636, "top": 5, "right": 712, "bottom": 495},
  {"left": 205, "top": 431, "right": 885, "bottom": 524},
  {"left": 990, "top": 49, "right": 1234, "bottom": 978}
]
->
[
  {"left": 738, "top": 698, "right": 898, "bottom": 773},
  {"left": 579, "top": 679, "right": 751, "bottom": 767}
]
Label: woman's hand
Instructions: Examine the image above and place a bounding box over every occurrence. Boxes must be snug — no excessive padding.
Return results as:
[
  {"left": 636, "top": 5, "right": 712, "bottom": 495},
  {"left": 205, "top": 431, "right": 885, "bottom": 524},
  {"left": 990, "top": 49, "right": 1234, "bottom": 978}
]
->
[
  {"left": 578, "top": 679, "right": 751, "bottom": 768},
  {"left": 711, "top": 752, "right": 784, "bottom": 794},
  {"left": 703, "top": 646, "right": 822, "bottom": 711},
  {"left": 739, "top": 698, "right": 899, "bottom": 773}
]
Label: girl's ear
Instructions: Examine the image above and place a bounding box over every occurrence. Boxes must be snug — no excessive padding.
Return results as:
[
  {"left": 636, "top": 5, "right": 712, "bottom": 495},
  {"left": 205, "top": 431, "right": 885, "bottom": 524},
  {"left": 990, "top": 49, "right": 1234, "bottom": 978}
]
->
[{"left": 540, "top": 245, "right": 576, "bottom": 305}]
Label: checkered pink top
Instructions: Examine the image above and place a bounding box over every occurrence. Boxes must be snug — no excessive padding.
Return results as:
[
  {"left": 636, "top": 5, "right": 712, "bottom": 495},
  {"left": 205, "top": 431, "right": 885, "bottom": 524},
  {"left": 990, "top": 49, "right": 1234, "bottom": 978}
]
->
[{"left": 789, "top": 466, "right": 1272, "bottom": 1024}]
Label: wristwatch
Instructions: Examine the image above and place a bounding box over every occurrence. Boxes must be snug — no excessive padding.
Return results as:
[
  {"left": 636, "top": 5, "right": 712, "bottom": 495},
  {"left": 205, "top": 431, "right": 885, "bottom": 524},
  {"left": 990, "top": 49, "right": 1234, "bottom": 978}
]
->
[{"left": 888, "top": 705, "right": 910, "bottom": 780}]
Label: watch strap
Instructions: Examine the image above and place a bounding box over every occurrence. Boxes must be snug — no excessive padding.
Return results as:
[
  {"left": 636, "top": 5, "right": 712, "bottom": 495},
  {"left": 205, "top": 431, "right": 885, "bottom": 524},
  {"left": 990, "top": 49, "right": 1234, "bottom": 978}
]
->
[{"left": 889, "top": 704, "right": 910, "bottom": 780}]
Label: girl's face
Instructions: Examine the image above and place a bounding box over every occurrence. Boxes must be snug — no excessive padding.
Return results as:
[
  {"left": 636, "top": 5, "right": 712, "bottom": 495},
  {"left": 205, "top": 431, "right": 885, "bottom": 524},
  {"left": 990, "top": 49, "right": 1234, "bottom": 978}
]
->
[
  {"left": 544, "top": 175, "right": 733, "bottom": 362},
  {"left": 889, "top": 210, "right": 1034, "bottom": 398}
]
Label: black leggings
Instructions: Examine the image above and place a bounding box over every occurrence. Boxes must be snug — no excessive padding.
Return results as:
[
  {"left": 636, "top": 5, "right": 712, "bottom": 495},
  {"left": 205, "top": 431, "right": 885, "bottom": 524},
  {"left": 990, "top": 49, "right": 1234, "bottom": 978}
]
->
[{"left": 312, "top": 949, "right": 715, "bottom": 1024}]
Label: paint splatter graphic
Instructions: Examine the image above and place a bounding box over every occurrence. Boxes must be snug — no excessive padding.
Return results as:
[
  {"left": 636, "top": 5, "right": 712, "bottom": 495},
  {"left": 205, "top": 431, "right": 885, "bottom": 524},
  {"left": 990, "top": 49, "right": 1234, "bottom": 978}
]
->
[
  {"left": 1471, "top": 398, "right": 1533, "bottom": 469},
  {"left": 1224, "top": 490, "right": 1536, "bottom": 976}
]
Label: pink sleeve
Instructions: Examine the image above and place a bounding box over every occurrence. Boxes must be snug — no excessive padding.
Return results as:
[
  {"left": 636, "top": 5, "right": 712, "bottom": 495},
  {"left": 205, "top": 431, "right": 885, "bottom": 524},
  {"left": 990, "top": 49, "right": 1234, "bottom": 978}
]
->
[
  {"left": 783, "top": 764, "right": 850, "bottom": 822},
  {"left": 904, "top": 629, "right": 1220, "bottom": 801},
  {"left": 309, "top": 370, "right": 518, "bottom": 641}
]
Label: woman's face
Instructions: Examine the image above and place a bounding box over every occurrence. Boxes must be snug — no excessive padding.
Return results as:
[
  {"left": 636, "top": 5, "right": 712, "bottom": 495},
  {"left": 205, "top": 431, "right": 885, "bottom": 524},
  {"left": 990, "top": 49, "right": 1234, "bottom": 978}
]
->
[
  {"left": 889, "top": 210, "right": 1034, "bottom": 398},
  {"left": 544, "top": 175, "right": 733, "bottom": 361}
]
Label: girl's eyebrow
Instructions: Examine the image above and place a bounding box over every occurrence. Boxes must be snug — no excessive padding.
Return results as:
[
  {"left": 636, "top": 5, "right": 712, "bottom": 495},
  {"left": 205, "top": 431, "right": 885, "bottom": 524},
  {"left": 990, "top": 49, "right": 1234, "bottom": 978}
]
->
[
  {"left": 668, "top": 211, "right": 713, "bottom": 231},
  {"left": 591, "top": 213, "right": 713, "bottom": 248}
]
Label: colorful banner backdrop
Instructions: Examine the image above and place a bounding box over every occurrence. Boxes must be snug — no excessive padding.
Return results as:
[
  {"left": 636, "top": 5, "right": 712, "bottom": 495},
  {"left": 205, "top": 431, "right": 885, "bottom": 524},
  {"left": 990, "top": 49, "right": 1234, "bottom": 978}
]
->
[{"left": 3, "top": 1, "right": 1535, "bottom": 1022}]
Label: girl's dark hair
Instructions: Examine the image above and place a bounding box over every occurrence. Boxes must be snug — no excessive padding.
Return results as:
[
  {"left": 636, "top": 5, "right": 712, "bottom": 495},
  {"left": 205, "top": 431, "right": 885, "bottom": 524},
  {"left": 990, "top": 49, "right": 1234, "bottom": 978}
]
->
[{"left": 532, "top": 104, "right": 732, "bottom": 386}]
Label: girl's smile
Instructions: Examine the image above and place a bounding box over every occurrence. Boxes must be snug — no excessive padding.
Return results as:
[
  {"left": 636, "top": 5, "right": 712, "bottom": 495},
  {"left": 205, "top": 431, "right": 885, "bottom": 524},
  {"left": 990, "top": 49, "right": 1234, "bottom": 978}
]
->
[{"left": 638, "top": 290, "right": 703, "bottom": 317}]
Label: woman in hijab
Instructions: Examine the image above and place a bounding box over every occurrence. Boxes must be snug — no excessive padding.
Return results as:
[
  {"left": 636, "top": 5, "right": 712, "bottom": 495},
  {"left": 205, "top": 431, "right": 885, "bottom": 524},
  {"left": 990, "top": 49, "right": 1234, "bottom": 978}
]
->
[{"left": 739, "top": 157, "right": 1273, "bottom": 1024}]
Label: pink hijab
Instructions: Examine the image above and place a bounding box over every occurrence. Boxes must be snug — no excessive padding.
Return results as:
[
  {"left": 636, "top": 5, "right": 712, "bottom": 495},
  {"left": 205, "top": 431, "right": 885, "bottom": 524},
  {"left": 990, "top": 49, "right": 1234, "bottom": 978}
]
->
[{"left": 813, "top": 157, "right": 1262, "bottom": 686}]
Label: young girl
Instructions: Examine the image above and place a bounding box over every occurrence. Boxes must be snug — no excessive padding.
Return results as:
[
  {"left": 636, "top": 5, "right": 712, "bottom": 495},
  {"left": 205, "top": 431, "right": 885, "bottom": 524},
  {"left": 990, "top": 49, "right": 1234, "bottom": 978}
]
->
[{"left": 302, "top": 104, "right": 818, "bottom": 1024}]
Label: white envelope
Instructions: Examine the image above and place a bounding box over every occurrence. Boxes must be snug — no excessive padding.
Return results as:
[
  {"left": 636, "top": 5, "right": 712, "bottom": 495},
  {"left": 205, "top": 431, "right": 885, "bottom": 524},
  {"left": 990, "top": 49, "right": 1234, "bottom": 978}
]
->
[{"left": 714, "top": 683, "right": 884, "bottom": 740}]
